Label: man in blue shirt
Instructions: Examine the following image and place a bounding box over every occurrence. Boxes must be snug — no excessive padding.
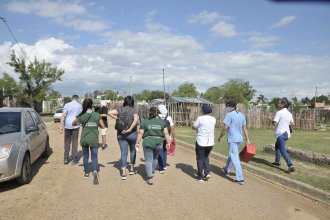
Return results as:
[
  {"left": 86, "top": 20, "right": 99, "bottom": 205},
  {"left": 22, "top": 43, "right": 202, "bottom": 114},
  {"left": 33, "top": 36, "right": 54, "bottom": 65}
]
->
[
  {"left": 218, "top": 100, "right": 250, "bottom": 185},
  {"left": 60, "top": 95, "right": 82, "bottom": 165}
]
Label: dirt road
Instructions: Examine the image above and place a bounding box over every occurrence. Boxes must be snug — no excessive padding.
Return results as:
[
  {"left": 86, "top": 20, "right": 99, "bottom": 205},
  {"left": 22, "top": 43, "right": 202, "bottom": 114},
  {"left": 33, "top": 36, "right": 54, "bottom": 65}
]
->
[{"left": 1, "top": 121, "right": 329, "bottom": 220}]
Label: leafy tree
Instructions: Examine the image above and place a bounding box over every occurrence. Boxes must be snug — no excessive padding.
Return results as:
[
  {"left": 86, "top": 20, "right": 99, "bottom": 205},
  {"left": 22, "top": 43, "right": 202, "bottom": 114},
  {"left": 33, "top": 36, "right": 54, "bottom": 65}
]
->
[
  {"left": 220, "top": 79, "right": 256, "bottom": 105},
  {"left": 7, "top": 51, "right": 64, "bottom": 108},
  {"left": 256, "top": 94, "right": 269, "bottom": 105},
  {"left": 134, "top": 90, "right": 169, "bottom": 101},
  {"left": 291, "top": 97, "right": 301, "bottom": 113},
  {"left": 63, "top": 96, "right": 71, "bottom": 105},
  {"left": 203, "top": 87, "right": 222, "bottom": 104},
  {"left": 45, "top": 89, "right": 61, "bottom": 101},
  {"left": 172, "top": 82, "right": 198, "bottom": 98},
  {"left": 0, "top": 72, "right": 21, "bottom": 98},
  {"left": 300, "top": 97, "right": 311, "bottom": 105}
]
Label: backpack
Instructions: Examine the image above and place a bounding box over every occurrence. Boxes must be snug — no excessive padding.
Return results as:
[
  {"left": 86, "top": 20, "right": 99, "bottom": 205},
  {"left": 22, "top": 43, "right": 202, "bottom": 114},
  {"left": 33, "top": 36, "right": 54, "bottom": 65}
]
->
[
  {"left": 159, "top": 115, "right": 171, "bottom": 135},
  {"left": 115, "top": 107, "right": 132, "bottom": 133}
]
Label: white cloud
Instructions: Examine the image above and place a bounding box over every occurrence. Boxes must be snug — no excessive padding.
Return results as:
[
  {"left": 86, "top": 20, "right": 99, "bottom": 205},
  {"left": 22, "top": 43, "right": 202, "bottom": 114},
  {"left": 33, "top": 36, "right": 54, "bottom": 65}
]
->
[
  {"left": 210, "top": 21, "right": 237, "bottom": 38},
  {"left": 188, "top": 11, "right": 221, "bottom": 24},
  {"left": 271, "top": 16, "right": 296, "bottom": 28},
  {"left": 1, "top": 32, "right": 329, "bottom": 99},
  {"left": 6, "top": 0, "right": 108, "bottom": 32},
  {"left": 248, "top": 33, "right": 279, "bottom": 49}
]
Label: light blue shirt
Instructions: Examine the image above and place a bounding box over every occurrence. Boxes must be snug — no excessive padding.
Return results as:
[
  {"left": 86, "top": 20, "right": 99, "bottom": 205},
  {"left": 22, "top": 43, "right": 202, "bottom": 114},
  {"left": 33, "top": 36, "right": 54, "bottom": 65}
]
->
[
  {"left": 63, "top": 100, "right": 82, "bottom": 129},
  {"left": 223, "top": 110, "right": 246, "bottom": 143}
]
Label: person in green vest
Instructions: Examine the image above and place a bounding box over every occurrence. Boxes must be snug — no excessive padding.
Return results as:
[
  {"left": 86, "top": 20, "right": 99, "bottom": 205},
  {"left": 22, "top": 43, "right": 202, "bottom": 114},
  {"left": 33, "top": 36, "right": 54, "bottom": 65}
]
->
[
  {"left": 135, "top": 107, "right": 170, "bottom": 185},
  {"left": 72, "top": 98, "right": 105, "bottom": 185}
]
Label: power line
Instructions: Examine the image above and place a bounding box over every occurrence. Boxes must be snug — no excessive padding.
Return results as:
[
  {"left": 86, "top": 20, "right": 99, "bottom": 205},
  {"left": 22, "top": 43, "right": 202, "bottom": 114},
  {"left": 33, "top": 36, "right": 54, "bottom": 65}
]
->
[{"left": 0, "top": 16, "right": 32, "bottom": 64}]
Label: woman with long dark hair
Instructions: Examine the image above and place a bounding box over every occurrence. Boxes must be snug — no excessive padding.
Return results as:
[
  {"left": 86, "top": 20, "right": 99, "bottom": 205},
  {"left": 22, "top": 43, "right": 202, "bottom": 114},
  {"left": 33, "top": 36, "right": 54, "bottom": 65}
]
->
[
  {"left": 108, "top": 96, "right": 139, "bottom": 180},
  {"left": 135, "top": 107, "right": 170, "bottom": 185},
  {"left": 72, "top": 98, "right": 105, "bottom": 185}
]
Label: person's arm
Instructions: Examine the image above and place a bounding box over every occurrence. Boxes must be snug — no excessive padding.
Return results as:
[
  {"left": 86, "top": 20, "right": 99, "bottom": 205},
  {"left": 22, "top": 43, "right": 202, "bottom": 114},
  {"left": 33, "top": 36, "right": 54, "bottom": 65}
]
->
[
  {"left": 107, "top": 109, "right": 118, "bottom": 119},
  {"left": 99, "top": 118, "right": 105, "bottom": 129},
  {"left": 72, "top": 118, "right": 79, "bottom": 126},
  {"left": 163, "top": 127, "right": 171, "bottom": 150},
  {"left": 243, "top": 125, "right": 250, "bottom": 144},
  {"left": 218, "top": 124, "right": 228, "bottom": 142},
  {"left": 124, "top": 114, "right": 138, "bottom": 133},
  {"left": 60, "top": 111, "right": 67, "bottom": 134},
  {"left": 171, "top": 126, "right": 176, "bottom": 140},
  {"left": 135, "top": 127, "right": 144, "bottom": 151}
]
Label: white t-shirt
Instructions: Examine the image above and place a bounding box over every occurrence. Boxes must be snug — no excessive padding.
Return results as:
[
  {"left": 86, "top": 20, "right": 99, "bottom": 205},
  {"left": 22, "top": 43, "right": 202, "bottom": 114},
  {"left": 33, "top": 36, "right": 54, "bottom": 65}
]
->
[
  {"left": 63, "top": 100, "right": 82, "bottom": 129},
  {"left": 273, "top": 108, "right": 294, "bottom": 139},
  {"left": 158, "top": 113, "right": 174, "bottom": 140},
  {"left": 193, "top": 115, "right": 216, "bottom": 147}
]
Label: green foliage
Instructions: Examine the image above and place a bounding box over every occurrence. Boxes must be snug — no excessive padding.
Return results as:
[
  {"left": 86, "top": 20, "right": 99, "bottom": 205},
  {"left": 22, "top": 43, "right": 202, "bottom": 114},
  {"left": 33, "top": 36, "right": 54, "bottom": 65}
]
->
[
  {"left": 172, "top": 82, "right": 198, "bottom": 98},
  {"left": 203, "top": 86, "right": 222, "bottom": 103},
  {"left": 63, "top": 96, "right": 71, "bottom": 104},
  {"left": 220, "top": 79, "right": 256, "bottom": 105},
  {"left": 45, "top": 90, "right": 61, "bottom": 101},
  {"left": 104, "top": 90, "right": 118, "bottom": 100},
  {"left": 0, "top": 72, "right": 21, "bottom": 97},
  {"left": 134, "top": 90, "right": 169, "bottom": 101},
  {"left": 7, "top": 51, "right": 64, "bottom": 108}
]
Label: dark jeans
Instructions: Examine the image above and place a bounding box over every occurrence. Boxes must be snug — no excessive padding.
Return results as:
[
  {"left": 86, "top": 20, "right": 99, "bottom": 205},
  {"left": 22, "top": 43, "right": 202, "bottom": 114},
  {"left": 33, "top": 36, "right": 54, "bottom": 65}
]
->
[
  {"left": 64, "top": 128, "right": 80, "bottom": 160},
  {"left": 195, "top": 142, "right": 213, "bottom": 178},
  {"left": 82, "top": 146, "right": 99, "bottom": 173},
  {"left": 117, "top": 131, "right": 137, "bottom": 168},
  {"left": 157, "top": 141, "right": 167, "bottom": 171},
  {"left": 275, "top": 132, "right": 293, "bottom": 167}
]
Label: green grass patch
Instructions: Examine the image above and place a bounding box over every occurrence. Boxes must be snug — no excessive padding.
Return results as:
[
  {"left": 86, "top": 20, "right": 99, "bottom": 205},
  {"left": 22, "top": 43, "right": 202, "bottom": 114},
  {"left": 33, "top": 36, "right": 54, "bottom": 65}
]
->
[{"left": 175, "top": 126, "right": 330, "bottom": 192}]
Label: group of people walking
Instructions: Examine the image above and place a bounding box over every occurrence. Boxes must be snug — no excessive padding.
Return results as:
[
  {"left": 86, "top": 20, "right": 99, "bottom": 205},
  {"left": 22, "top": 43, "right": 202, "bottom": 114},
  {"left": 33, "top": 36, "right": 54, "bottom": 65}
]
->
[{"left": 60, "top": 94, "right": 295, "bottom": 186}]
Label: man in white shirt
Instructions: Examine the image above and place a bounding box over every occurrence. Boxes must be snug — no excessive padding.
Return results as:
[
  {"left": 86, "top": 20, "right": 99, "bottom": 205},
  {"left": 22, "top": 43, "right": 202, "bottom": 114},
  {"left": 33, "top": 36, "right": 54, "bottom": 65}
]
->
[
  {"left": 60, "top": 95, "right": 82, "bottom": 165},
  {"left": 268, "top": 99, "right": 295, "bottom": 172}
]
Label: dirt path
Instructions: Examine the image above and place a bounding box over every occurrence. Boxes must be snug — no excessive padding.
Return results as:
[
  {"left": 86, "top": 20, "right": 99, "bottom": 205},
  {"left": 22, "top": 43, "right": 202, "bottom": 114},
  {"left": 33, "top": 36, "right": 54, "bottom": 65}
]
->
[{"left": 0, "top": 120, "right": 329, "bottom": 220}]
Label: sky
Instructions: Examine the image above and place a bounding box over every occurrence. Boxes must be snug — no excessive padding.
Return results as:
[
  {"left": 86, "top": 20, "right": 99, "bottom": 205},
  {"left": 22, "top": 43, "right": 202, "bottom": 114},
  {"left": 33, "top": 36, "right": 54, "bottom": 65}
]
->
[{"left": 0, "top": 0, "right": 330, "bottom": 100}]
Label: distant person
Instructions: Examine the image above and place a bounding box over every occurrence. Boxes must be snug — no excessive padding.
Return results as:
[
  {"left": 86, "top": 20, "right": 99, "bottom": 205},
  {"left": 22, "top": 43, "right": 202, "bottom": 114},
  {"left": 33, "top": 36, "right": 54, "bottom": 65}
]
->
[
  {"left": 108, "top": 96, "right": 139, "bottom": 180},
  {"left": 60, "top": 95, "right": 82, "bottom": 165},
  {"left": 267, "top": 99, "right": 295, "bottom": 172},
  {"left": 192, "top": 104, "right": 216, "bottom": 182},
  {"left": 157, "top": 104, "right": 176, "bottom": 173},
  {"left": 72, "top": 98, "right": 105, "bottom": 185},
  {"left": 135, "top": 107, "right": 170, "bottom": 185},
  {"left": 218, "top": 100, "right": 250, "bottom": 185},
  {"left": 98, "top": 100, "right": 109, "bottom": 150}
]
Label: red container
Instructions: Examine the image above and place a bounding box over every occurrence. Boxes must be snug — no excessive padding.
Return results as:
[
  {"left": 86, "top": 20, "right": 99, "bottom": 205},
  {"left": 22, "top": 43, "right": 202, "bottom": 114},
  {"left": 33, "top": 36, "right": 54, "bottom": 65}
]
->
[
  {"left": 167, "top": 140, "right": 176, "bottom": 156},
  {"left": 239, "top": 144, "right": 256, "bottom": 163}
]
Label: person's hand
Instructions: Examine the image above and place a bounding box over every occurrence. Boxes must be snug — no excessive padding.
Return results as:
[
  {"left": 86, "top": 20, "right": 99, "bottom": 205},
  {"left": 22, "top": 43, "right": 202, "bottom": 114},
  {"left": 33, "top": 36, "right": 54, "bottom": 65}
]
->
[
  {"left": 60, "top": 126, "right": 64, "bottom": 134},
  {"left": 267, "top": 115, "right": 273, "bottom": 121},
  {"left": 135, "top": 144, "right": 140, "bottom": 153},
  {"left": 166, "top": 143, "right": 170, "bottom": 150}
]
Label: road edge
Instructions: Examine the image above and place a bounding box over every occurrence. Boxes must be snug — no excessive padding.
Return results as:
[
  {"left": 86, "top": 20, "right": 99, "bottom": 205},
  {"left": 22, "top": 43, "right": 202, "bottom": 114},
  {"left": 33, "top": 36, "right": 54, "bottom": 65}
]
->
[{"left": 176, "top": 139, "right": 330, "bottom": 205}]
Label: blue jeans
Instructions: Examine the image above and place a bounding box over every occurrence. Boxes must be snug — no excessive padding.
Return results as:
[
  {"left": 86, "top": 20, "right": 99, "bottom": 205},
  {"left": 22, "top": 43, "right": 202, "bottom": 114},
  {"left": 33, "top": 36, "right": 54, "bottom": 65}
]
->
[
  {"left": 275, "top": 132, "right": 293, "bottom": 167},
  {"left": 157, "top": 141, "right": 167, "bottom": 171},
  {"left": 117, "top": 131, "right": 137, "bottom": 168},
  {"left": 195, "top": 142, "right": 213, "bottom": 178},
  {"left": 143, "top": 144, "right": 163, "bottom": 179},
  {"left": 224, "top": 142, "right": 244, "bottom": 181},
  {"left": 82, "top": 145, "right": 99, "bottom": 173}
]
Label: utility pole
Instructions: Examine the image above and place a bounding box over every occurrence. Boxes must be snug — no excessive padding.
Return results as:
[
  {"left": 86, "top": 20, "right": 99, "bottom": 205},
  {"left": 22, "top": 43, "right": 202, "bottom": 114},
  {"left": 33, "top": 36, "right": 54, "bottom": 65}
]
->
[
  {"left": 163, "top": 68, "right": 166, "bottom": 103},
  {"left": 130, "top": 75, "right": 132, "bottom": 96}
]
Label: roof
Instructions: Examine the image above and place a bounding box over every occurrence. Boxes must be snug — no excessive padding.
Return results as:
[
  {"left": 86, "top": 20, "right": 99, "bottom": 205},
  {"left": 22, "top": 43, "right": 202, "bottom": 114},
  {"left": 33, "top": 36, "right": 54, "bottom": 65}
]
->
[{"left": 168, "top": 96, "right": 213, "bottom": 104}]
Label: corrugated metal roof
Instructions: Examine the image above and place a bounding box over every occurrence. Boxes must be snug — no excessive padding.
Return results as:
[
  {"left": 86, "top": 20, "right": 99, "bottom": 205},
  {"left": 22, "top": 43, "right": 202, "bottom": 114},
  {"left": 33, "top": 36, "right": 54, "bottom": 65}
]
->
[{"left": 169, "top": 96, "right": 213, "bottom": 104}]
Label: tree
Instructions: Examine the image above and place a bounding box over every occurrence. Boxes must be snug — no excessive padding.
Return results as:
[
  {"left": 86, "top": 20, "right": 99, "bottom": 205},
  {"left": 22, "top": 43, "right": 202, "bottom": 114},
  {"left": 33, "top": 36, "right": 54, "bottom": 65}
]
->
[
  {"left": 300, "top": 97, "right": 311, "bottom": 106},
  {"left": 45, "top": 89, "right": 61, "bottom": 101},
  {"left": 220, "top": 79, "right": 256, "bottom": 105},
  {"left": 105, "top": 90, "right": 118, "bottom": 100},
  {"left": 256, "top": 94, "right": 269, "bottom": 105},
  {"left": 7, "top": 51, "right": 64, "bottom": 108},
  {"left": 203, "top": 86, "right": 222, "bottom": 104},
  {"left": 0, "top": 72, "right": 21, "bottom": 98},
  {"left": 172, "top": 82, "right": 198, "bottom": 98}
]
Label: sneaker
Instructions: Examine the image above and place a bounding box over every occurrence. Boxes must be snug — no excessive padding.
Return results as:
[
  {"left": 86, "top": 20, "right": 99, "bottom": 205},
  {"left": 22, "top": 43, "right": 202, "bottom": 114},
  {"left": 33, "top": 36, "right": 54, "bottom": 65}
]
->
[
  {"left": 71, "top": 159, "right": 79, "bottom": 165},
  {"left": 288, "top": 166, "right": 295, "bottom": 173},
  {"left": 64, "top": 158, "right": 69, "bottom": 164},
  {"left": 203, "top": 173, "right": 211, "bottom": 180},
  {"left": 84, "top": 173, "right": 89, "bottom": 178},
  {"left": 197, "top": 176, "right": 204, "bottom": 182},
  {"left": 121, "top": 175, "right": 127, "bottom": 180},
  {"left": 271, "top": 161, "right": 281, "bottom": 166},
  {"left": 129, "top": 170, "right": 137, "bottom": 175},
  {"left": 234, "top": 180, "right": 244, "bottom": 185},
  {"left": 159, "top": 170, "right": 165, "bottom": 174},
  {"left": 102, "top": 144, "right": 108, "bottom": 150},
  {"left": 223, "top": 167, "right": 229, "bottom": 176},
  {"left": 93, "top": 171, "right": 99, "bottom": 185},
  {"left": 147, "top": 178, "right": 153, "bottom": 185}
]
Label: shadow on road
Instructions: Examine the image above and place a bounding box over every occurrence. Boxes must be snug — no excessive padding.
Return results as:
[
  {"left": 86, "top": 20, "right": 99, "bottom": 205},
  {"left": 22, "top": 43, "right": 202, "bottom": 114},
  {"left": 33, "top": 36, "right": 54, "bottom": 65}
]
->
[
  {"left": 175, "top": 163, "right": 196, "bottom": 179},
  {"left": 0, "top": 155, "right": 52, "bottom": 192},
  {"left": 251, "top": 157, "right": 288, "bottom": 173}
]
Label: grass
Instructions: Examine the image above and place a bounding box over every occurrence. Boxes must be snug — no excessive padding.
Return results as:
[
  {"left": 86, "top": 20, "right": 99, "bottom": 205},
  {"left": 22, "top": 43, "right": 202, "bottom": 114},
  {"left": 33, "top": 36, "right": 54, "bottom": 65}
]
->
[{"left": 175, "top": 126, "right": 330, "bottom": 192}]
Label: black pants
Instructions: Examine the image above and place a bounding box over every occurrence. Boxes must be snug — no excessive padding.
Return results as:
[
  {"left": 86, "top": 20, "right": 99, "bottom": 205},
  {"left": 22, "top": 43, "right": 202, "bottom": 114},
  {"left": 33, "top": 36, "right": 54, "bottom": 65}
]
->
[{"left": 195, "top": 142, "right": 213, "bottom": 178}]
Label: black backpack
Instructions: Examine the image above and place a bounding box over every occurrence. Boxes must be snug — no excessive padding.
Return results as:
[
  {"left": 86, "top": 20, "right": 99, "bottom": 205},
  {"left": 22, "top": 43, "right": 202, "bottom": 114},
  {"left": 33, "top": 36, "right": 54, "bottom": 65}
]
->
[{"left": 115, "top": 107, "right": 132, "bottom": 133}]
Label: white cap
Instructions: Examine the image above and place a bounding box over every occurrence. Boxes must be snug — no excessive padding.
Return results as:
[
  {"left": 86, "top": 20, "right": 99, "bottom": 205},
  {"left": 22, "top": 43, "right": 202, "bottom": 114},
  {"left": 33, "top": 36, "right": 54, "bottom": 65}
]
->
[{"left": 158, "top": 104, "right": 168, "bottom": 114}]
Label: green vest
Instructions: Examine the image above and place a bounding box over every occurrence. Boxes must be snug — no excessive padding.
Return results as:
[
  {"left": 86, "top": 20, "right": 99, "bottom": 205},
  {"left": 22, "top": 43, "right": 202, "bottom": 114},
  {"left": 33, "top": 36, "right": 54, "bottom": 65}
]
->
[
  {"left": 77, "top": 112, "right": 100, "bottom": 147},
  {"left": 140, "top": 118, "right": 166, "bottom": 147}
]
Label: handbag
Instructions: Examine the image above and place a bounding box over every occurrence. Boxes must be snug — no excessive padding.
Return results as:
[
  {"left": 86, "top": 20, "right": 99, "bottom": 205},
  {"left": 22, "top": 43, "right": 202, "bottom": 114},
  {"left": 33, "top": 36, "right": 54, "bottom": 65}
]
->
[{"left": 167, "top": 140, "right": 176, "bottom": 156}]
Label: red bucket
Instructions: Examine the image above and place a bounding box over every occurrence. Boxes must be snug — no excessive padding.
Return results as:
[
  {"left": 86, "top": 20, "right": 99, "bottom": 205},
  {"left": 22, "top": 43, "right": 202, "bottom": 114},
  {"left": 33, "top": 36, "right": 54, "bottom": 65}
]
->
[
  {"left": 167, "top": 140, "right": 176, "bottom": 156},
  {"left": 239, "top": 144, "right": 256, "bottom": 163}
]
